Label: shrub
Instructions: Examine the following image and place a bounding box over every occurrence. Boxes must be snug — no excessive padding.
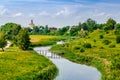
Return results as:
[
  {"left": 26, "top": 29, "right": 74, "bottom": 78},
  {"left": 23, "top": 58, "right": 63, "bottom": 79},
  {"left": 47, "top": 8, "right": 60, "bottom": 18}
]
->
[
  {"left": 99, "top": 46, "right": 104, "bottom": 49},
  {"left": 93, "top": 39, "right": 96, "bottom": 42},
  {"left": 99, "top": 34, "right": 104, "bottom": 39},
  {"left": 80, "top": 48, "right": 85, "bottom": 52},
  {"left": 102, "top": 40, "right": 111, "bottom": 45},
  {"left": 83, "top": 43, "right": 91, "bottom": 48},
  {"left": 74, "top": 45, "right": 81, "bottom": 50},
  {"left": 109, "top": 44, "right": 116, "bottom": 48},
  {"left": 116, "top": 35, "right": 120, "bottom": 43}
]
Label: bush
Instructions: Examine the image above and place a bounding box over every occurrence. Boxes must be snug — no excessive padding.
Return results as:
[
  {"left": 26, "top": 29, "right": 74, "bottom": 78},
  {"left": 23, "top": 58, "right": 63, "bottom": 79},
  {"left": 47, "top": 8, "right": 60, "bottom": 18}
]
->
[
  {"left": 109, "top": 44, "right": 116, "bottom": 48},
  {"left": 80, "top": 48, "right": 85, "bottom": 52},
  {"left": 74, "top": 45, "right": 81, "bottom": 50},
  {"left": 102, "top": 40, "right": 111, "bottom": 45},
  {"left": 99, "top": 46, "right": 104, "bottom": 49},
  {"left": 93, "top": 39, "right": 96, "bottom": 42},
  {"left": 99, "top": 34, "right": 104, "bottom": 39},
  {"left": 116, "top": 35, "right": 120, "bottom": 43},
  {"left": 83, "top": 43, "right": 91, "bottom": 48}
]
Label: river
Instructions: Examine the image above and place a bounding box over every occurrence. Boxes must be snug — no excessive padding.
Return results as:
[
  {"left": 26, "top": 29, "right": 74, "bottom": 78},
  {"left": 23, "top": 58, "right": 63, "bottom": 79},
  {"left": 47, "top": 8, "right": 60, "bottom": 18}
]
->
[{"left": 34, "top": 42, "right": 101, "bottom": 80}]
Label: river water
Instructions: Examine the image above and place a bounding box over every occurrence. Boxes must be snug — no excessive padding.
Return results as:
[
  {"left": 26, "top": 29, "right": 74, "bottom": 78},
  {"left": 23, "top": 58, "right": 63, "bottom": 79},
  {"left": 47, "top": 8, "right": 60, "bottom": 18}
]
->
[{"left": 34, "top": 42, "right": 101, "bottom": 80}]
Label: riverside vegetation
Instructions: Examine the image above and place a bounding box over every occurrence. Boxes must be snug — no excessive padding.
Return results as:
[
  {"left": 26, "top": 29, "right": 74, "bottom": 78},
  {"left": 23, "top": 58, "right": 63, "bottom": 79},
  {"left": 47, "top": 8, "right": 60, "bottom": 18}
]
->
[
  {"left": 0, "top": 23, "right": 65, "bottom": 80},
  {"left": 0, "top": 18, "right": 120, "bottom": 80},
  {"left": 50, "top": 18, "right": 120, "bottom": 80},
  {"left": 0, "top": 34, "right": 64, "bottom": 80},
  {"left": 51, "top": 30, "right": 120, "bottom": 80},
  {"left": 0, "top": 46, "right": 58, "bottom": 80}
]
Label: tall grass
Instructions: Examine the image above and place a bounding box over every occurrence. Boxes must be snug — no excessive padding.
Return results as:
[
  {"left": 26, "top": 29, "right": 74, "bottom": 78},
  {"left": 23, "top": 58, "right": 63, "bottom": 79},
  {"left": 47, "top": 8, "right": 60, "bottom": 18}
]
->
[{"left": 0, "top": 47, "right": 58, "bottom": 80}]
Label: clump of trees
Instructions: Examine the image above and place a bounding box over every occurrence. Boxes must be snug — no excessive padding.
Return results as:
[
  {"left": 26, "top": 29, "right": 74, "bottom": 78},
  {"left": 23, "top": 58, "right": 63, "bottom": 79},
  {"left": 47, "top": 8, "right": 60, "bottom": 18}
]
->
[
  {"left": 0, "top": 23, "right": 21, "bottom": 40},
  {"left": 26, "top": 25, "right": 50, "bottom": 35},
  {"left": 0, "top": 23, "right": 30, "bottom": 50}
]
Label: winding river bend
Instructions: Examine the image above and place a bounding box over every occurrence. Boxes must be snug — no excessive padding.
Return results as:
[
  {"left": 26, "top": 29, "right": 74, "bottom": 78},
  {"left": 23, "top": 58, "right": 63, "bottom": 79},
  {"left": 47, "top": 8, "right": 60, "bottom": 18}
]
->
[{"left": 34, "top": 42, "right": 101, "bottom": 80}]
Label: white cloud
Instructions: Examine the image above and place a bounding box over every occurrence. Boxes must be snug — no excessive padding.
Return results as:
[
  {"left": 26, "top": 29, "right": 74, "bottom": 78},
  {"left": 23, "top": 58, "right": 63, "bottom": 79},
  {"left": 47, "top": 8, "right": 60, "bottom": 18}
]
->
[
  {"left": 12, "top": 12, "right": 22, "bottom": 17},
  {"left": 39, "top": 11, "right": 50, "bottom": 16},
  {"left": 55, "top": 8, "right": 70, "bottom": 16},
  {"left": 29, "top": 13, "right": 35, "bottom": 17}
]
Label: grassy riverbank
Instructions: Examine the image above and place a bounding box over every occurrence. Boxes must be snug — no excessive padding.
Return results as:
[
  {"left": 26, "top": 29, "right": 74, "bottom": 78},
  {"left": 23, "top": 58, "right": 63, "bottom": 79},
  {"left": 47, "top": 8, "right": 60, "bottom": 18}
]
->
[
  {"left": 0, "top": 35, "right": 67, "bottom": 80},
  {"left": 30, "top": 35, "right": 66, "bottom": 47},
  {"left": 50, "top": 30, "right": 120, "bottom": 80},
  {"left": 0, "top": 46, "right": 58, "bottom": 80}
]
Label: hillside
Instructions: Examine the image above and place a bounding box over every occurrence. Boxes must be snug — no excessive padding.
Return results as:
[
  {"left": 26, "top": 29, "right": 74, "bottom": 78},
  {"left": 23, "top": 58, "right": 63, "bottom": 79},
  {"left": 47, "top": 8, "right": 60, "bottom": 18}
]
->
[{"left": 51, "top": 30, "right": 120, "bottom": 80}]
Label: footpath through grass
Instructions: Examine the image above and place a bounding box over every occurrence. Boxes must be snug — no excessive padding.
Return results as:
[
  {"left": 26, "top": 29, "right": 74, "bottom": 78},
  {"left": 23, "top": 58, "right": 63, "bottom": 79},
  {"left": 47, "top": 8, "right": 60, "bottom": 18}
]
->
[{"left": 50, "top": 30, "right": 120, "bottom": 80}]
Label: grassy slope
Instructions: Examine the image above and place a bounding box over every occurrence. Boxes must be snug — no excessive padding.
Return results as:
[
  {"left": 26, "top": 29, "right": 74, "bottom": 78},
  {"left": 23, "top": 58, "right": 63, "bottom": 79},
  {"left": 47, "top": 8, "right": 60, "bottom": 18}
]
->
[
  {"left": 0, "top": 35, "right": 66, "bottom": 80},
  {"left": 0, "top": 46, "right": 58, "bottom": 80},
  {"left": 51, "top": 30, "right": 120, "bottom": 80}
]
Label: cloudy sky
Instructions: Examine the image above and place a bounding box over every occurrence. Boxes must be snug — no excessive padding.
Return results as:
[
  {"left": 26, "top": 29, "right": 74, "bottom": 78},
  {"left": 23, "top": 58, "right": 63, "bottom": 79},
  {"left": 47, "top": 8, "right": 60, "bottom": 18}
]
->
[{"left": 0, "top": 0, "right": 120, "bottom": 27}]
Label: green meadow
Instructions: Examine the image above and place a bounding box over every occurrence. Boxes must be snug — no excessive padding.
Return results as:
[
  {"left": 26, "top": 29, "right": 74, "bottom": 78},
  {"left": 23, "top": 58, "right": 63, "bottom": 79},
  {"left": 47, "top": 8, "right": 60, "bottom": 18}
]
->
[
  {"left": 0, "top": 35, "right": 65, "bottom": 80},
  {"left": 51, "top": 30, "right": 120, "bottom": 80},
  {"left": 30, "top": 35, "right": 66, "bottom": 46}
]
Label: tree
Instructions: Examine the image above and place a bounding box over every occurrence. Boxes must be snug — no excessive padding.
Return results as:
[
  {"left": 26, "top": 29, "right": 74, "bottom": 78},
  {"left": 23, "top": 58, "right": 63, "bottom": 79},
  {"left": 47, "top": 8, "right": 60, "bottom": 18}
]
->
[
  {"left": 57, "top": 26, "right": 69, "bottom": 35},
  {"left": 0, "top": 33, "right": 7, "bottom": 51},
  {"left": 114, "top": 23, "right": 120, "bottom": 35},
  {"left": 86, "top": 18, "right": 97, "bottom": 32},
  {"left": 17, "top": 28, "right": 30, "bottom": 50},
  {"left": 82, "top": 23, "right": 88, "bottom": 30},
  {"left": 32, "top": 26, "right": 40, "bottom": 34},
  {"left": 105, "top": 18, "right": 116, "bottom": 30},
  {"left": 70, "top": 27, "right": 78, "bottom": 36},
  {"left": 0, "top": 23, "right": 21, "bottom": 41}
]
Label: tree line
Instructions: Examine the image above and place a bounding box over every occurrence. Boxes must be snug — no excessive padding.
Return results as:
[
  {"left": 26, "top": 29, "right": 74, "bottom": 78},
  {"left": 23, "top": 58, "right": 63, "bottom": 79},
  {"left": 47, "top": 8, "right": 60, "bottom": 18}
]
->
[
  {"left": 0, "top": 18, "right": 120, "bottom": 51},
  {"left": 26, "top": 18, "right": 120, "bottom": 36}
]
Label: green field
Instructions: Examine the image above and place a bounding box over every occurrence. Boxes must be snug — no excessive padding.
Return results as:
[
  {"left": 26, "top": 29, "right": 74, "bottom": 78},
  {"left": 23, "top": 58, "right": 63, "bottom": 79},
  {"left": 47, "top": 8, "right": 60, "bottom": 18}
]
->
[
  {"left": 30, "top": 35, "right": 66, "bottom": 46},
  {"left": 0, "top": 35, "right": 66, "bottom": 80},
  {"left": 50, "top": 30, "right": 120, "bottom": 80}
]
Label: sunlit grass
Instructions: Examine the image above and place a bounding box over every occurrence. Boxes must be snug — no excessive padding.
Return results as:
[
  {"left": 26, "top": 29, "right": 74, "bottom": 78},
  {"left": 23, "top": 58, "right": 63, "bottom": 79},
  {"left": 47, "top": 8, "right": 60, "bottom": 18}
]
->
[
  {"left": 51, "top": 30, "right": 120, "bottom": 80},
  {"left": 0, "top": 47, "right": 57, "bottom": 80},
  {"left": 30, "top": 35, "right": 66, "bottom": 46}
]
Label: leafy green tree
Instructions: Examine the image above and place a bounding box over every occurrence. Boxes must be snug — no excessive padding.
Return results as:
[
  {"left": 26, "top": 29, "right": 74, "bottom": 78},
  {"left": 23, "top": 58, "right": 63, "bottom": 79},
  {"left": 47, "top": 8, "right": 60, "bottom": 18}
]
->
[
  {"left": 0, "top": 33, "right": 7, "bottom": 51},
  {"left": 0, "top": 23, "right": 21, "bottom": 40},
  {"left": 82, "top": 23, "right": 88, "bottom": 30},
  {"left": 32, "top": 26, "right": 40, "bottom": 34},
  {"left": 70, "top": 27, "right": 78, "bottom": 36},
  {"left": 105, "top": 18, "right": 116, "bottom": 30},
  {"left": 43, "top": 25, "right": 50, "bottom": 35},
  {"left": 17, "top": 28, "right": 30, "bottom": 50},
  {"left": 57, "top": 26, "right": 69, "bottom": 35},
  {"left": 114, "top": 23, "right": 120, "bottom": 35},
  {"left": 86, "top": 18, "right": 97, "bottom": 32}
]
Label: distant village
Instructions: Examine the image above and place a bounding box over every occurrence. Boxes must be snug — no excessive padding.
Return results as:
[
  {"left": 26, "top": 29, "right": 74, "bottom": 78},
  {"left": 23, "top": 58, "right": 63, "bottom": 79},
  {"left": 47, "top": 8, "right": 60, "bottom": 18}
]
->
[{"left": 28, "top": 19, "right": 58, "bottom": 31}]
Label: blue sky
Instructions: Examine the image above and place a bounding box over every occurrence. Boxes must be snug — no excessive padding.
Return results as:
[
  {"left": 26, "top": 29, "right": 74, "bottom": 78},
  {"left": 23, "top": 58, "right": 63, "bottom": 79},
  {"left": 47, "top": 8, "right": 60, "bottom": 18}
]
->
[{"left": 0, "top": 0, "right": 120, "bottom": 27}]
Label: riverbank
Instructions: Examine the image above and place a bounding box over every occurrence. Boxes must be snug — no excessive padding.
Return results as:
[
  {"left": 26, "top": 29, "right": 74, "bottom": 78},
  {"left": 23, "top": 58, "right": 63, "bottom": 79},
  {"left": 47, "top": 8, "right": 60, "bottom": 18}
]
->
[
  {"left": 0, "top": 46, "right": 58, "bottom": 80},
  {"left": 50, "top": 30, "right": 120, "bottom": 80},
  {"left": 0, "top": 35, "right": 66, "bottom": 80}
]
